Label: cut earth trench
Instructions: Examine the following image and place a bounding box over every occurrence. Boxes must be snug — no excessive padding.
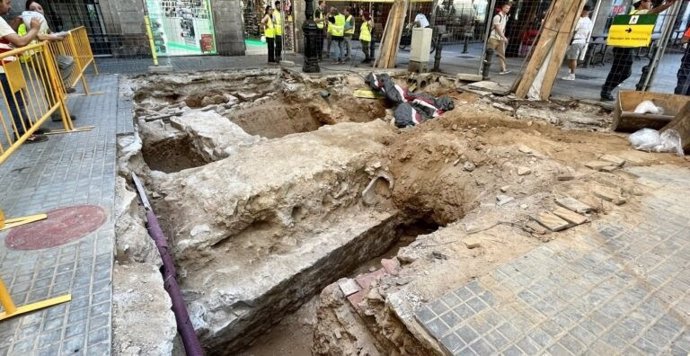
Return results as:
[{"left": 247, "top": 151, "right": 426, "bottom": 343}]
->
[{"left": 113, "top": 68, "right": 689, "bottom": 355}]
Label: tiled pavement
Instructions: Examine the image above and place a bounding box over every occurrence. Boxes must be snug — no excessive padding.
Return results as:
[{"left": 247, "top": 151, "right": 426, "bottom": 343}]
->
[
  {"left": 417, "top": 165, "right": 690, "bottom": 355},
  {"left": 0, "top": 74, "right": 124, "bottom": 355}
]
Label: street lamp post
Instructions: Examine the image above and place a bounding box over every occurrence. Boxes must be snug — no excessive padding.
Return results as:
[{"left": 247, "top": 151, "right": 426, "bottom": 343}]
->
[{"left": 302, "top": 0, "right": 320, "bottom": 72}]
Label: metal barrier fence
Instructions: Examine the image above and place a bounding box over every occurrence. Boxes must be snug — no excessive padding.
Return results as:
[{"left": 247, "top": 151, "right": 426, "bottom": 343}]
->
[
  {"left": 46, "top": 26, "right": 98, "bottom": 95},
  {"left": 0, "top": 41, "right": 75, "bottom": 165}
]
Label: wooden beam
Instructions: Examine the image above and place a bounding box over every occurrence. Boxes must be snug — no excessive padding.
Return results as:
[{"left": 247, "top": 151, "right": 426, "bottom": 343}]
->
[{"left": 662, "top": 101, "right": 690, "bottom": 152}]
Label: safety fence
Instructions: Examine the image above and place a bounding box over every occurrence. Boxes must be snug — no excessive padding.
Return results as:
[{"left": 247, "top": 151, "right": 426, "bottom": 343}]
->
[
  {"left": 0, "top": 41, "right": 74, "bottom": 165},
  {"left": 46, "top": 26, "right": 98, "bottom": 95}
]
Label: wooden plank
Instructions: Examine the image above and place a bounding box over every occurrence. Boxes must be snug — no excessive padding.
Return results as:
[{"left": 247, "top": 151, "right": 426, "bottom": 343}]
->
[
  {"left": 612, "top": 113, "right": 674, "bottom": 132},
  {"left": 552, "top": 207, "right": 588, "bottom": 225},
  {"left": 514, "top": 0, "right": 567, "bottom": 98},
  {"left": 533, "top": 211, "right": 571, "bottom": 232},
  {"left": 539, "top": 0, "right": 587, "bottom": 99},
  {"left": 661, "top": 101, "right": 690, "bottom": 153},
  {"left": 555, "top": 196, "right": 593, "bottom": 214}
]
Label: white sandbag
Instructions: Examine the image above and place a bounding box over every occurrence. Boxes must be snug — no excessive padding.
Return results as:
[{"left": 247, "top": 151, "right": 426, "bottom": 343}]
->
[{"left": 633, "top": 100, "right": 664, "bottom": 115}]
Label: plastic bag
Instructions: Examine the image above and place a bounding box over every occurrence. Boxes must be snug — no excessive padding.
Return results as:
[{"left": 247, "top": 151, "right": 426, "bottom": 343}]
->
[
  {"left": 629, "top": 128, "right": 684, "bottom": 156},
  {"left": 633, "top": 100, "right": 665, "bottom": 115}
]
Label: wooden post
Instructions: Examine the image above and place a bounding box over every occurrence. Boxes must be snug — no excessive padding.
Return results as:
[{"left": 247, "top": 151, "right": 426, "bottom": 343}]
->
[
  {"left": 375, "top": 0, "right": 408, "bottom": 68},
  {"left": 662, "top": 101, "right": 690, "bottom": 153},
  {"left": 514, "top": 0, "right": 587, "bottom": 100}
]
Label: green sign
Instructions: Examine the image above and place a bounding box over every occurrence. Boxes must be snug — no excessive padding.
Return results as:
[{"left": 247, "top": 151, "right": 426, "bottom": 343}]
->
[
  {"left": 145, "top": 0, "right": 217, "bottom": 56},
  {"left": 607, "top": 14, "right": 658, "bottom": 48}
]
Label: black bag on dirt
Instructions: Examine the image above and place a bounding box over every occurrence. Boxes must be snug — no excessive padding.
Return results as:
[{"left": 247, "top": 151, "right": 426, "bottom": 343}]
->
[{"left": 394, "top": 103, "right": 426, "bottom": 128}]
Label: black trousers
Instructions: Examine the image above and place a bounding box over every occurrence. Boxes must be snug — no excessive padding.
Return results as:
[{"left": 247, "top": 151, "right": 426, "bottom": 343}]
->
[
  {"left": 369, "top": 40, "right": 376, "bottom": 63},
  {"left": 267, "top": 37, "right": 275, "bottom": 63},
  {"left": 0, "top": 73, "right": 29, "bottom": 138},
  {"left": 602, "top": 47, "right": 634, "bottom": 95},
  {"left": 675, "top": 48, "right": 690, "bottom": 96},
  {"left": 275, "top": 35, "right": 282, "bottom": 61},
  {"left": 360, "top": 40, "right": 370, "bottom": 61}
]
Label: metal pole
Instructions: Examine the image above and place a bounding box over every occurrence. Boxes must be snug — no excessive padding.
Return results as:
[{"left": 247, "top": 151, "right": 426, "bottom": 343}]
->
[
  {"left": 580, "top": 0, "right": 603, "bottom": 65},
  {"left": 479, "top": 0, "right": 497, "bottom": 77},
  {"left": 639, "top": 1, "right": 682, "bottom": 91},
  {"left": 144, "top": 16, "right": 159, "bottom": 66}
]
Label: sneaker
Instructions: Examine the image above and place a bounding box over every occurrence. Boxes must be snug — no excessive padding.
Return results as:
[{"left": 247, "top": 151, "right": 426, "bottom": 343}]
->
[
  {"left": 499, "top": 70, "right": 511, "bottom": 75},
  {"left": 35, "top": 127, "right": 51, "bottom": 134},
  {"left": 25, "top": 134, "right": 48, "bottom": 143},
  {"left": 66, "top": 87, "right": 76, "bottom": 93},
  {"left": 562, "top": 74, "right": 576, "bottom": 81},
  {"left": 52, "top": 114, "right": 77, "bottom": 122}
]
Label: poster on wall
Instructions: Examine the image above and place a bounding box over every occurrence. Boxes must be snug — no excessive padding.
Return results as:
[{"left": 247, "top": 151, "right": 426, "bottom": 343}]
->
[{"left": 145, "top": 0, "right": 217, "bottom": 56}]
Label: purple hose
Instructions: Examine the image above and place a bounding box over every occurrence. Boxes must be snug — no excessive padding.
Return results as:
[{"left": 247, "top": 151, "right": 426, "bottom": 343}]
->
[{"left": 145, "top": 210, "right": 204, "bottom": 356}]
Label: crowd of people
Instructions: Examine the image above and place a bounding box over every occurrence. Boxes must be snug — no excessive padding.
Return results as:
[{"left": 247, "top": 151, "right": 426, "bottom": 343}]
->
[{"left": 261, "top": 0, "right": 375, "bottom": 65}]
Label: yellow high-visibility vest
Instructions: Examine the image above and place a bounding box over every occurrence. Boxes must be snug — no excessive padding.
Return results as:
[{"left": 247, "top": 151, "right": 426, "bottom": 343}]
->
[
  {"left": 345, "top": 15, "right": 355, "bottom": 35},
  {"left": 273, "top": 9, "right": 283, "bottom": 36},
  {"left": 331, "top": 14, "right": 345, "bottom": 37},
  {"left": 359, "top": 21, "right": 371, "bottom": 42},
  {"left": 315, "top": 9, "right": 324, "bottom": 29},
  {"left": 264, "top": 16, "right": 275, "bottom": 38}
]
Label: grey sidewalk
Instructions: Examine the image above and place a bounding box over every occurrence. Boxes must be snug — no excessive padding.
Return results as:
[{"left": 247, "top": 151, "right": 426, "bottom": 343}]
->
[
  {"left": 0, "top": 74, "right": 123, "bottom": 355},
  {"left": 95, "top": 44, "right": 684, "bottom": 102},
  {"left": 417, "top": 165, "right": 690, "bottom": 355}
]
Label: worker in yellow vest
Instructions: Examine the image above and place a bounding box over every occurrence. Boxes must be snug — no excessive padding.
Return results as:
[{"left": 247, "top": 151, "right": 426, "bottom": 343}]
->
[
  {"left": 314, "top": 0, "right": 326, "bottom": 60},
  {"left": 329, "top": 8, "right": 346, "bottom": 64},
  {"left": 272, "top": 1, "right": 283, "bottom": 62},
  {"left": 261, "top": 5, "right": 276, "bottom": 64},
  {"left": 359, "top": 10, "right": 373, "bottom": 64},
  {"left": 343, "top": 7, "right": 354, "bottom": 62}
]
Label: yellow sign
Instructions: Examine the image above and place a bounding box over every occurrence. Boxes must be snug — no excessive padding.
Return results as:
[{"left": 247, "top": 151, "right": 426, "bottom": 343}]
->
[{"left": 607, "top": 14, "right": 658, "bottom": 48}]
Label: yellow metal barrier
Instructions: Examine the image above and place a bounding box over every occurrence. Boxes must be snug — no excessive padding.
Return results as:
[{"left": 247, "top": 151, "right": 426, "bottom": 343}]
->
[
  {"left": 0, "top": 41, "right": 75, "bottom": 165},
  {"left": 46, "top": 26, "right": 99, "bottom": 96},
  {"left": 0, "top": 275, "right": 71, "bottom": 321}
]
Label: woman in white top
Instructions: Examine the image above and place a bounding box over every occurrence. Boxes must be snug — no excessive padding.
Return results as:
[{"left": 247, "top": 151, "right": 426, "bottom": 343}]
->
[{"left": 562, "top": 5, "right": 593, "bottom": 81}]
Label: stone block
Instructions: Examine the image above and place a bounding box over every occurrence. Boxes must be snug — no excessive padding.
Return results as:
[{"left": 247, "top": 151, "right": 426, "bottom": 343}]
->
[
  {"left": 338, "top": 278, "right": 361, "bottom": 297},
  {"left": 593, "top": 188, "right": 627, "bottom": 205},
  {"left": 552, "top": 207, "right": 588, "bottom": 226},
  {"left": 599, "top": 154, "right": 626, "bottom": 167},
  {"left": 533, "top": 212, "right": 571, "bottom": 232},
  {"left": 555, "top": 196, "right": 594, "bottom": 214},
  {"left": 464, "top": 237, "right": 482, "bottom": 249}
]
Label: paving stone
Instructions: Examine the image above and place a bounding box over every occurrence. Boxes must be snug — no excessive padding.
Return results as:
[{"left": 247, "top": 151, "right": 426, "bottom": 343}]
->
[
  {"left": 555, "top": 196, "right": 593, "bottom": 214},
  {"left": 533, "top": 211, "right": 571, "bottom": 232},
  {"left": 552, "top": 207, "right": 588, "bottom": 225},
  {"left": 593, "top": 187, "right": 627, "bottom": 205},
  {"left": 440, "top": 332, "right": 466, "bottom": 353}
]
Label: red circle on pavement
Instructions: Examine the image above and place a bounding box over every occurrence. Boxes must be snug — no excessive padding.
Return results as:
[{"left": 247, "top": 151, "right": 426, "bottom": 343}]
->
[{"left": 5, "top": 205, "right": 107, "bottom": 250}]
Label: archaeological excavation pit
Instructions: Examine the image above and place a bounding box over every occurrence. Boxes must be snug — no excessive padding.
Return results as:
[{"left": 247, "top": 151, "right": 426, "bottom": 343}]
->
[
  {"left": 114, "top": 68, "right": 652, "bottom": 355},
  {"left": 116, "top": 69, "right": 466, "bottom": 354}
]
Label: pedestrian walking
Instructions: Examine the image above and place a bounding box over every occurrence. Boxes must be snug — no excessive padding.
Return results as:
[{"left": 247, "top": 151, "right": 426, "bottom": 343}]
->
[
  {"left": 487, "top": 2, "right": 511, "bottom": 75},
  {"left": 359, "top": 11, "right": 373, "bottom": 63},
  {"left": 343, "top": 7, "right": 354, "bottom": 62},
  {"left": 562, "top": 4, "right": 593, "bottom": 81},
  {"left": 600, "top": 0, "right": 676, "bottom": 101},
  {"left": 260, "top": 5, "right": 276, "bottom": 64},
  {"left": 675, "top": 26, "right": 690, "bottom": 95}
]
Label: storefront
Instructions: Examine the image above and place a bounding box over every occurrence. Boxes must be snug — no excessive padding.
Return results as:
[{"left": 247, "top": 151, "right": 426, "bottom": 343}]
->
[{"left": 145, "top": 0, "right": 218, "bottom": 56}]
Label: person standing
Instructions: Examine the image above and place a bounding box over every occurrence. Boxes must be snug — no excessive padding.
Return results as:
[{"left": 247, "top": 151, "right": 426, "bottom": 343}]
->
[
  {"left": 343, "top": 7, "right": 354, "bottom": 62},
  {"left": 600, "top": 0, "right": 676, "bottom": 101},
  {"left": 273, "top": 1, "right": 283, "bottom": 62},
  {"left": 675, "top": 26, "right": 690, "bottom": 95},
  {"left": 0, "top": 0, "right": 48, "bottom": 143},
  {"left": 359, "top": 10, "right": 373, "bottom": 63},
  {"left": 261, "top": 5, "right": 276, "bottom": 64},
  {"left": 562, "top": 5, "right": 593, "bottom": 81},
  {"left": 314, "top": 1, "right": 326, "bottom": 60},
  {"left": 487, "top": 2, "right": 511, "bottom": 75},
  {"left": 329, "top": 7, "right": 345, "bottom": 64}
]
